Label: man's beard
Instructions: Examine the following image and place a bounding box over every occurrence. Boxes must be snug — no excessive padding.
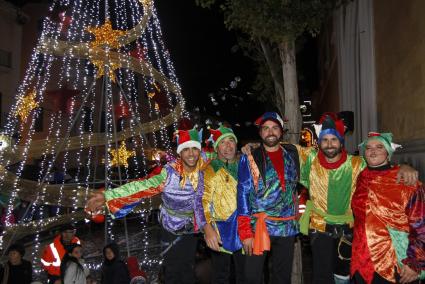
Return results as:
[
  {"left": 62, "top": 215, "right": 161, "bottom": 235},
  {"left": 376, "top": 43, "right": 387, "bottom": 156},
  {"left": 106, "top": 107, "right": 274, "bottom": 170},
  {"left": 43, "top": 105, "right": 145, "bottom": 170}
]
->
[
  {"left": 262, "top": 135, "right": 280, "bottom": 147},
  {"left": 320, "top": 145, "right": 343, "bottom": 159}
]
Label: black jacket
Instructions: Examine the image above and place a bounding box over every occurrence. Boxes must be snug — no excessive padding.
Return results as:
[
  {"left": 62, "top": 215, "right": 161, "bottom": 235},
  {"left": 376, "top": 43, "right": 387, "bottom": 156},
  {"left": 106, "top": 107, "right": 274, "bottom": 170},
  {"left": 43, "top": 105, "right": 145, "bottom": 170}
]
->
[
  {"left": 101, "top": 243, "right": 131, "bottom": 284},
  {"left": 0, "top": 259, "right": 32, "bottom": 284}
]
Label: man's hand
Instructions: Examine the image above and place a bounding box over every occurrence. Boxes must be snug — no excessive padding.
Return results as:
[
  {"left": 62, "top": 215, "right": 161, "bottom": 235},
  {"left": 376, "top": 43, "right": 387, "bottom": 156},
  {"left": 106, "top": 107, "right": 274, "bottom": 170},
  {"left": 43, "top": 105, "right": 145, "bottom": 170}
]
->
[
  {"left": 54, "top": 280, "right": 62, "bottom": 284},
  {"left": 242, "top": 237, "right": 254, "bottom": 256},
  {"left": 241, "top": 143, "right": 260, "bottom": 155},
  {"left": 204, "top": 223, "right": 221, "bottom": 251},
  {"left": 397, "top": 165, "right": 419, "bottom": 186},
  {"left": 85, "top": 191, "right": 106, "bottom": 213},
  {"left": 399, "top": 265, "right": 418, "bottom": 283}
]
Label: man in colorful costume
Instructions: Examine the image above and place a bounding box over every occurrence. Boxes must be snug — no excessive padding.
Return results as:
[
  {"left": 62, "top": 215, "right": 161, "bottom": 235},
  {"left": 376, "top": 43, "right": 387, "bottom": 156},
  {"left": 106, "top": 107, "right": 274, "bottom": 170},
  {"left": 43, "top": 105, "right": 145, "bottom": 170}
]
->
[
  {"left": 351, "top": 132, "right": 425, "bottom": 284},
  {"left": 86, "top": 127, "right": 207, "bottom": 284},
  {"left": 202, "top": 125, "right": 244, "bottom": 283},
  {"left": 298, "top": 113, "right": 419, "bottom": 284},
  {"left": 297, "top": 113, "right": 364, "bottom": 283},
  {"left": 237, "top": 112, "right": 300, "bottom": 284}
]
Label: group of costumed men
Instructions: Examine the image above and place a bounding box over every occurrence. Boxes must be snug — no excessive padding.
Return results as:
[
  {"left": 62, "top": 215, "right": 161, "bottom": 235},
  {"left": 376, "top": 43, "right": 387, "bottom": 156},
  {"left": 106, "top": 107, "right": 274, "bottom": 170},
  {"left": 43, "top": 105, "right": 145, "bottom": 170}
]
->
[{"left": 86, "top": 111, "right": 424, "bottom": 284}]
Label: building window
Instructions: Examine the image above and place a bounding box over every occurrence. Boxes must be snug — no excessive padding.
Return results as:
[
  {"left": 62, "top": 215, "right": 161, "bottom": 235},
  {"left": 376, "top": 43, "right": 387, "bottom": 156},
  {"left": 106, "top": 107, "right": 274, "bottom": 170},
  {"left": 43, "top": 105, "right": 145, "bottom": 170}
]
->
[{"left": 0, "top": 50, "right": 12, "bottom": 68}]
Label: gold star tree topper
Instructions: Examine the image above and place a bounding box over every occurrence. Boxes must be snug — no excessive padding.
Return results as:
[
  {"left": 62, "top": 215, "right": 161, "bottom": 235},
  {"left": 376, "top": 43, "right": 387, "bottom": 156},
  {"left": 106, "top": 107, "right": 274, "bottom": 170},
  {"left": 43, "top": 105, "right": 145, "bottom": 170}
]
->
[
  {"left": 15, "top": 90, "right": 39, "bottom": 121},
  {"left": 139, "top": 0, "right": 152, "bottom": 7},
  {"left": 86, "top": 19, "right": 126, "bottom": 49},
  {"left": 109, "top": 141, "right": 136, "bottom": 168}
]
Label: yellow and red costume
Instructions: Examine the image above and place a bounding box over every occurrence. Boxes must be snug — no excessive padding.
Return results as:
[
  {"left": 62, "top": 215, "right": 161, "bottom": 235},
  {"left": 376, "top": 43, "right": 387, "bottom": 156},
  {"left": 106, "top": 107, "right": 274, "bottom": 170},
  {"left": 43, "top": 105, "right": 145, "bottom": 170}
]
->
[{"left": 351, "top": 165, "right": 425, "bottom": 283}]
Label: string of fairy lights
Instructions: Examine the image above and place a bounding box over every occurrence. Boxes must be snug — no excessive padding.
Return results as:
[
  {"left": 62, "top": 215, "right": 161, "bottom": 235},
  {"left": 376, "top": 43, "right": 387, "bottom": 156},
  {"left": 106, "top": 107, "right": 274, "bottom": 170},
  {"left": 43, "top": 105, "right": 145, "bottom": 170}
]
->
[
  {"left": 29, "top": 110, "right": 60, "bottom": 262},
  {"left": 0, "top": 0, "right": 185, "bottom": 274},
  {"left": 117, "top": 2, "right": 151, "bottom": 257},
  {"left": 53, "top": 0, "right": 94, "bottom": 217},
  {"left": 133, "top": 1, "right": 178, "bottom": 262},
  {"left": 115, "top": 0, "right": 144, "bottom": 179}
]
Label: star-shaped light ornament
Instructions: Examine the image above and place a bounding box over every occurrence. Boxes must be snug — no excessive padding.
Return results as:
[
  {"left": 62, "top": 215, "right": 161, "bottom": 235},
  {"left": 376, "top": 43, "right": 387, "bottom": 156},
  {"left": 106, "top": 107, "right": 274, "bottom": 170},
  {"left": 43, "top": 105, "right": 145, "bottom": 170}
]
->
[
  {"left": 109, "top": 141, "right": 136, "bottom": 168},
  {"left": 15, "top": 90, "right": 39, "bottom": 121},
  {"left": 139, "top": 0, "right": 152, "bottom": 7},
  {"left": 91, "top": 59, "right": 120, "bottom": 82},
  {"left": 86, "top": 19, "right": 126, "bottom": 49}
]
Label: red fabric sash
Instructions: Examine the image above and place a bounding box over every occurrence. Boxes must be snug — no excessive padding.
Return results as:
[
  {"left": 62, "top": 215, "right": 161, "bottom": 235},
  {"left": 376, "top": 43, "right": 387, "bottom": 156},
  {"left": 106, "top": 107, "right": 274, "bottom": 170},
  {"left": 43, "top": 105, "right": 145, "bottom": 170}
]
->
[{"left": 253, "top": 212, "right": 296, "bottom": 255}]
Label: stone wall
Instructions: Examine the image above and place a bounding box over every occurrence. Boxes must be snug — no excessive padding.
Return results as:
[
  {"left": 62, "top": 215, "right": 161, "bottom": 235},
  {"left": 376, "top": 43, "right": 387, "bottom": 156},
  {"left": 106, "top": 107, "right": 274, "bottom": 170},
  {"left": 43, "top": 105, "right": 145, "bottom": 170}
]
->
[
  {"left": 314, "top": 17, "right": 340, "bottom": 118},
  {"left": 374, "top": 0, "right": 425, "bottom": 142},
  {"left": 374, "top": 0, "right": 425, "bottom": 179}
]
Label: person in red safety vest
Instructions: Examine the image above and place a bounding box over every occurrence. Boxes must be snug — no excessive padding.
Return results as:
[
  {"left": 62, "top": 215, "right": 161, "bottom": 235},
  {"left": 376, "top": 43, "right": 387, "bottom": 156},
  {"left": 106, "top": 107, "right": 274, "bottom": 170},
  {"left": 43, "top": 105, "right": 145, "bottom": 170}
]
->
[{"left": 41, "top": 224, "right": 81, "bottom": 284}]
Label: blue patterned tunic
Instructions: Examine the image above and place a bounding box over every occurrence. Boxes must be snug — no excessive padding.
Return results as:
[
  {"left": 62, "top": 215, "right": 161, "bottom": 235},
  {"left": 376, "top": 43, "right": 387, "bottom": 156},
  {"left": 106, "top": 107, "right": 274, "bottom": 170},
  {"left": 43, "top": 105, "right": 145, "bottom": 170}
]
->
[{"left": 237, "top": 146, "right": 299, "bottom": 237}]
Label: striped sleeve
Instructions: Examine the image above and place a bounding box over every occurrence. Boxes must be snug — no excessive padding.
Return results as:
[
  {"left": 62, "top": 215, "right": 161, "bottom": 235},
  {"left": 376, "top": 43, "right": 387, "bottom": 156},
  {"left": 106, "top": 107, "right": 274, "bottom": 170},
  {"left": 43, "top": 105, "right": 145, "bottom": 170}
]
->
[
  {"left": 297, "top": 146, "right": 316, "bottom": 189},
  {"left": 105, "top": 167, "right": 167, "bottom": 219}
]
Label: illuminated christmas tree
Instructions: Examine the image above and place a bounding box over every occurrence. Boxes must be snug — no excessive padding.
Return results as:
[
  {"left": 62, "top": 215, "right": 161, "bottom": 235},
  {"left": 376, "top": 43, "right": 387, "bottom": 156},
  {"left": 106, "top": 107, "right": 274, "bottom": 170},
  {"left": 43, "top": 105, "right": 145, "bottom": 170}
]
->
[{"left": 0, "top": 0, "right": 184, "bottom": 275}]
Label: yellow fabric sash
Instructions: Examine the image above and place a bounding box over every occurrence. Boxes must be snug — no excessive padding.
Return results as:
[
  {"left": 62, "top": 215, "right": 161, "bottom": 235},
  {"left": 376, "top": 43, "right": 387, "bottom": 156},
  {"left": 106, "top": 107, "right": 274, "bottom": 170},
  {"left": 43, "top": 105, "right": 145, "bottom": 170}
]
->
[{"left": 299, "top": 200, "right": 354, "bottom": 235}]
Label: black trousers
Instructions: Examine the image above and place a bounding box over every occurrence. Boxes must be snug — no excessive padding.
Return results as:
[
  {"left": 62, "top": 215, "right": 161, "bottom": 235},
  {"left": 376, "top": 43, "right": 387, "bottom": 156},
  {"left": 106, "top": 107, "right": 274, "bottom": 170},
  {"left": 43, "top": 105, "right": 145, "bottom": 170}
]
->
[
  {"left": 161, "top": 229, "right": 199, "bottom": 284},
  {"left": 310, "top": 230, "right": 352, "bottom": 284},
  {"left": 353, "top": 271, "right": 393, "bottom": 284},
  {"left": 244, "top": 236, "right": 295, "bottom": 284},
  {"left": 353, "top": 271, "right": 421, "bottom": 284},
  {"left": 210, "top": 249, "right": 245, "bottom": 284}
]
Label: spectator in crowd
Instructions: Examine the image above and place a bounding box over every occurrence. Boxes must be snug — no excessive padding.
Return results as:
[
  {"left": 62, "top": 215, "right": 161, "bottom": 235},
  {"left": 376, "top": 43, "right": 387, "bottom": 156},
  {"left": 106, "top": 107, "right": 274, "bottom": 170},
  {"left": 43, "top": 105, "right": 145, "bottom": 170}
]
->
[
  {"left": 100, "top": 243, "right": 131, "bottom": 284},
  {"left": 60, "top": 243, "right": 90, "bottom": 284},
  {"left": 41, "top": 224, "right": 81, "bottom": 284},
  {"left": 127, "top": 256, "right": 147, "bottom": 284},
  {"left": 0, "top": 243, "right": 32, "bottom": 284}
]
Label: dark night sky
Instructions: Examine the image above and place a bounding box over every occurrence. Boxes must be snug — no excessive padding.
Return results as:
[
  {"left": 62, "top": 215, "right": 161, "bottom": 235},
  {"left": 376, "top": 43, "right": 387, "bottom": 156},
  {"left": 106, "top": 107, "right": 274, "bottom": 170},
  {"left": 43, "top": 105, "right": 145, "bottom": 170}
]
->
[
  {"left": 154, "top": 1, "right": 318, "bottom": 122},
  {"left": 7, "top": 0, "right": 319, "bottom": 138},
  {"left": 154, "top": 1, "right": 268, "bottom": 139},
  {"left": 155, "top": 1, "right": 253, "bottom": 104},
  {"left": 152, "top": 0, "right": 263, "bottom": 122}
]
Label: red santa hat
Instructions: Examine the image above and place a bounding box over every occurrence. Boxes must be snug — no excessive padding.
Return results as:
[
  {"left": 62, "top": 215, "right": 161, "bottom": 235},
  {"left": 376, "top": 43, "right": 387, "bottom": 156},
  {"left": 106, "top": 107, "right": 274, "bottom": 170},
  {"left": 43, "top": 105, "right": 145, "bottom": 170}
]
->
[{"left": 174, "top": 127, "right": 203, "bottom": 154}]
